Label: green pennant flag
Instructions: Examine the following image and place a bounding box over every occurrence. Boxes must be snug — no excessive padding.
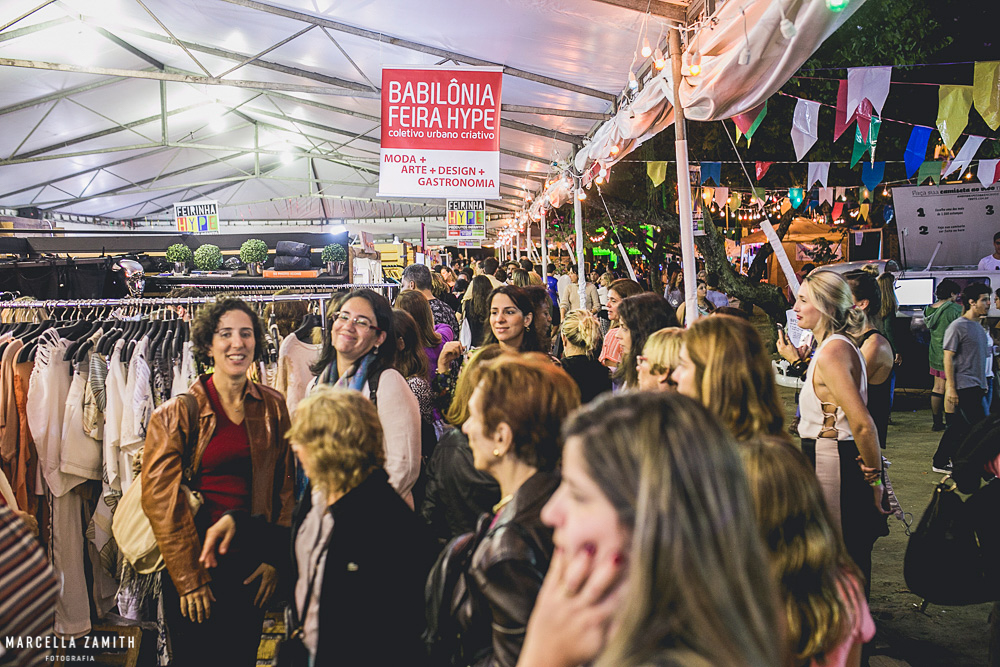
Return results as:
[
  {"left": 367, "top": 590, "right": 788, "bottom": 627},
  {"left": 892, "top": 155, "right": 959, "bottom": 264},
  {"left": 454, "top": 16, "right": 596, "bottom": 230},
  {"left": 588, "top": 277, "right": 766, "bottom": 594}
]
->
[
  {"left": 747, "top": 101, "right": 768, "bottom": 140},
  {"left": 752, "top": 187, "right": 766, "bottom": 204},
  {"left": 647, "top": 161, "right": 667, "bottom": 187},
  {"left": 868, "top": 117, "right": 881, "bottom": 164},
  {"left": 917, "top": 160, "right": 942, "bottom": 185}
]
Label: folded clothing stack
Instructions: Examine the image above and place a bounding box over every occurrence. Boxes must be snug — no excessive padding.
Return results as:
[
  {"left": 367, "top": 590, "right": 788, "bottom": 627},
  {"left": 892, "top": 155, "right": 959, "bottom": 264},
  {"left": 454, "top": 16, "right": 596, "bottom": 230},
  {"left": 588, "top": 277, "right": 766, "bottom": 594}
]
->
[{"left": 273, "top": 240, "right": 313, "bottom": 271}]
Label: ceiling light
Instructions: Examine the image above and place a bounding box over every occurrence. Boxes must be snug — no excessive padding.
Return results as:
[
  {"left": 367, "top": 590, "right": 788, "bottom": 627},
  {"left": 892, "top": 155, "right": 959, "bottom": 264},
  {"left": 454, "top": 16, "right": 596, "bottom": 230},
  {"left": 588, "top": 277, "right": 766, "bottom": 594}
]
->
[
  {"left": 628, "top": 70, "right": 639, "bottom": 90},
  {"left": 641, "top": 38, "right": 652, "bottom": 58},
  {"left": 610, "top": 144, "right": 621, "bottom": 156},
  {"left": 577, "top": 190, "right": 587, "bottom": 201},
  {"left": 653, "top": 48, "right": 666, "bottom": 70}
]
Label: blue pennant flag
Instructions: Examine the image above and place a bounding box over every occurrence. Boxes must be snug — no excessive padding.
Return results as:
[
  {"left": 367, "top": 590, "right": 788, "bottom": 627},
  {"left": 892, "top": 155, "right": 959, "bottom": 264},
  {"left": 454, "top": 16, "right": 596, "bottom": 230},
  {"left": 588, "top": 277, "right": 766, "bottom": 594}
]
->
[
  {"left": 903, "top": 126, "right": 933, "bottom": 179},
  {"left": 700, "top": 162, "right": 722, "bottom": 186},
  {"left": 789, "top": 188, "right": 805, "bottom": 209},
  {"left": 862, "top": 161, "right": 885, "bottom": 193}
]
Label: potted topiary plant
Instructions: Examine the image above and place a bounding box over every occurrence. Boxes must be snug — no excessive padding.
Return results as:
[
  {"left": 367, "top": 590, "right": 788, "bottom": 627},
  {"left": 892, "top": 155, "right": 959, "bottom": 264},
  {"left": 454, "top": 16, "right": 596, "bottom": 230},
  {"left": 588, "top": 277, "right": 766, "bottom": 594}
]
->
[
  {"left": 166, "top": 243, "right": 193, "bottom": 275},
  {"left": 194, "top": 244, "right": 223, "bottom": 272},
  {"left": 239, "top": 238, "right": 268, "bottom": 276},
  {"left": 321, "top": 243, "right": 347, "bottom": 275}
]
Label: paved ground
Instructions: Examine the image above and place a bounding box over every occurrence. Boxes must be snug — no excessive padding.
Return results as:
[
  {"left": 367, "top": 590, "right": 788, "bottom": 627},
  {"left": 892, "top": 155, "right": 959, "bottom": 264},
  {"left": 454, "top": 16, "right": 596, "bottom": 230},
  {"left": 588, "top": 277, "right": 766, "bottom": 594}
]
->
[{"left": 777, "top": 385, "right": 993, "bottom": 667}]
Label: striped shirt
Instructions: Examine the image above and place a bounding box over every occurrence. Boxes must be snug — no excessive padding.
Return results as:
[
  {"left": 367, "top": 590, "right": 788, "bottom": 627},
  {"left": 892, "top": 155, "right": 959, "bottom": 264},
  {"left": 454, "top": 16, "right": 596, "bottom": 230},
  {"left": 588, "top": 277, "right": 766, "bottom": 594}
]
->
[
  {"left": 599, "top": 328, "right": 624, "bottom": 366},
  {"left": 0, "top": 504, "right": 58, "bottom": 667}
]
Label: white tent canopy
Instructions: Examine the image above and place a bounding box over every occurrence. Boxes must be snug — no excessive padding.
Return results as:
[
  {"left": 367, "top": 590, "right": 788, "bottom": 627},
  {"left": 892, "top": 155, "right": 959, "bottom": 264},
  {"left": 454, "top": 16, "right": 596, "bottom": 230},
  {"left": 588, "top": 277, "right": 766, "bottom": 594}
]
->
[{"left": 0, "top": 0, "right": 697, "bottom": 241}]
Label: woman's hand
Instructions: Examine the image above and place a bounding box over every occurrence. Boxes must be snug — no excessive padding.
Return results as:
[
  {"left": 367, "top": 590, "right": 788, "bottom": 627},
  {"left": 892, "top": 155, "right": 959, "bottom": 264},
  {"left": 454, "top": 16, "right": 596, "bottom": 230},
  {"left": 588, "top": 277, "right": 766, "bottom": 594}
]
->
[
  {"left": 437, "top": 341, "right": 464, "bottom": 374},
  {"left": 855, "top": 456, "right": 881, "bottom": 484},
  {"left": 245, "top": 563, "right": 279, "bottom": 607},
  {"left": 776, "top": 327, "right": 806, "bottom": 363},
  {"left": 516, "top": 546, "right": 625, "bottom": 667},
  {"left": 199, "top": 514, "right": 237, "bottom": 569},
  {"left": 15, "top": 510, "right": 38, "bottom": 536},
  {"left": 180, "top": 584, "right": 215, "bottom": 623}
]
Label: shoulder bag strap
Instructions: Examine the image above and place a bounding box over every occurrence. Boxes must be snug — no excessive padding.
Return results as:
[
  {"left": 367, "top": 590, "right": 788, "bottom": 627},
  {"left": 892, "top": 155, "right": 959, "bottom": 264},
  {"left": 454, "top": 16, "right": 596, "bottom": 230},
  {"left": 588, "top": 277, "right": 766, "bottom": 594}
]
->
[{"left": 180, "top": 393, "right": 200, "bottom": 481}]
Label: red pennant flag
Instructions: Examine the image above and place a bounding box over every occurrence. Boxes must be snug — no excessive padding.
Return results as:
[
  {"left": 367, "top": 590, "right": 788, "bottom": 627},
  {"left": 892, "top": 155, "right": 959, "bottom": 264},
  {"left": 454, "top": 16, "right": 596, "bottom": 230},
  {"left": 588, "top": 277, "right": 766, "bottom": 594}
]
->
[
  {"left": 756, "top": 161, "right": 773, "bottom": 180},
  {"left": 834, "top": 80, "right": 857, "bottom": 142},
  {"left": 832, "top": 202, "right": 844, "bottom": 219},
  {"left": 734, "top": 103, "right": 767, "bottom": 136}
]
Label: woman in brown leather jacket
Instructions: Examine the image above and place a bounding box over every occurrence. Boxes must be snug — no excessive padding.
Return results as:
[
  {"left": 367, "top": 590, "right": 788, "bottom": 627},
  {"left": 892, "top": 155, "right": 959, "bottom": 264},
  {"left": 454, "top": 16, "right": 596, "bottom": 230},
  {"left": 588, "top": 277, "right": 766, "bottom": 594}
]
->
[
  {"left": 142, "top": 297, "right": 294, "bottom": 667},
  {"left": 457, "top": 354, "right": 580, "bottom": 667}
]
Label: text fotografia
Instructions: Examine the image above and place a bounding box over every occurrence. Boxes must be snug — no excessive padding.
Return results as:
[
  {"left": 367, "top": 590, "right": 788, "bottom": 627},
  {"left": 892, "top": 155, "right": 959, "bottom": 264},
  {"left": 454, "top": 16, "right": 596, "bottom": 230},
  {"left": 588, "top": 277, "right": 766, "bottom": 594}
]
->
[{"left": 5, "top": 635, "right": 135, "bottom": 650}]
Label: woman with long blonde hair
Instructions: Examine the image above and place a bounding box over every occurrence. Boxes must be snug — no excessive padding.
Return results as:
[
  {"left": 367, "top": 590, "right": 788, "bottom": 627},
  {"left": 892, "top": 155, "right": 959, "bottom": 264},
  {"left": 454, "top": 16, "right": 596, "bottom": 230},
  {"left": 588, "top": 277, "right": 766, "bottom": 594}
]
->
[
  {"left": 672, "top": 315, "right": 786, "bottom": 441},
  {"left": 790, "top": 270, "right": 888, "bottom": 597},
  {"left": 517, "top": 392, "right": 784, "bottom": 667},
  {"left": 742, "top": 438, "right": 874, "bottom": 667}
]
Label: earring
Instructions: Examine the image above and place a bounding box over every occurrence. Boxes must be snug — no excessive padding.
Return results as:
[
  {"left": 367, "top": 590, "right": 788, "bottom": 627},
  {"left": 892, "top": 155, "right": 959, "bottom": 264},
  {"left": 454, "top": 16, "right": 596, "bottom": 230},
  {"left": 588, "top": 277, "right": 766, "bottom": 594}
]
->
[
  {"left": 372, "top": 346, "right": 379, "bottom": 355},
  {"left": 493, "top": 449, "right": 501, "bottom": 457}
]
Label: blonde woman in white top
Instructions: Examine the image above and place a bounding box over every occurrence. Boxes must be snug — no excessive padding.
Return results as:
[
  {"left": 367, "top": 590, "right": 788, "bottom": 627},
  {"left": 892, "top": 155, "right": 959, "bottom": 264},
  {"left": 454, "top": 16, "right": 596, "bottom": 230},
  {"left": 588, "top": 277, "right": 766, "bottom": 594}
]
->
[{"left": 790, "top": 270, "right": 889, "bottom": 598}]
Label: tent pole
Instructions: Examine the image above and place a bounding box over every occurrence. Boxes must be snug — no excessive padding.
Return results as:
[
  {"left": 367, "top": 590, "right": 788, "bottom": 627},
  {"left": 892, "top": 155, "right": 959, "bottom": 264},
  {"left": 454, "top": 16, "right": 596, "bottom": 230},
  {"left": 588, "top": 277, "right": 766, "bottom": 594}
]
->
[
  {"left": 668, "top": 26, "right": 699, "bottom": 325},
  {"left": 574, "top": 179, "right": 586, "bottom": 310},
  {"left": 540, "top": 209, "right": 548, "bottom": 282}
]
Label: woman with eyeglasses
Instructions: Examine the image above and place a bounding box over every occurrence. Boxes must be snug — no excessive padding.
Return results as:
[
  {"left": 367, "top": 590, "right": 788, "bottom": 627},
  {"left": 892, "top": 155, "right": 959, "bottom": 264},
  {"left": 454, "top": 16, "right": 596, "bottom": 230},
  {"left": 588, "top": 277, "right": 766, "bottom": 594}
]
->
[{"left": 310, "top": 289, "right": 421, "bottom": 507}]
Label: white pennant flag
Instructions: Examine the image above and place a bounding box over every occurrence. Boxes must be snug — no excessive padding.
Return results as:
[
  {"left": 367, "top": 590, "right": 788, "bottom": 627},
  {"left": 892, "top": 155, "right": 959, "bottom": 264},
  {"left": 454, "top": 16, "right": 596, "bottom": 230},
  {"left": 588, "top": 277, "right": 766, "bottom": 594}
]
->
[
  {"left": 978, "top": 159, "right": 1000, "bottom": 188},
  {"left": 818, "top": 187, "right": 834, "bottom": 206},
  {"left": 791, "top": 98, "right": 821, "bottom": 161},
  {"left": 847, "top": 66, "right": 893, "bottom": 116},
  {"left": 835, "top": 187, "right": 848, "bottom": 201},
  {"left": 808, "top": 162, "right": 830, "bottom": 189},
  {"left": 714, "top": 186, "right": 729, "bottom": 207},
  {"left": 943, "top": 136, "right": 986, "bottom": 178}
]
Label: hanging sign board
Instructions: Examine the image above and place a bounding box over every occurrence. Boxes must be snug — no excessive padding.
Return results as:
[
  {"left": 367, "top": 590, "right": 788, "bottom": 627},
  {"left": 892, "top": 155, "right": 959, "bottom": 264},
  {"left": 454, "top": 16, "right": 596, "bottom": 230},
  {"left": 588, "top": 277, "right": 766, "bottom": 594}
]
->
[
  {"left": 447, "top": 199, "right": 486, "bottom": 240},
  {"left": 379, "top": 66, "right": 502, "bottom": 199},
  {"left": 893, "top": 183, "right": 1000, "bottom": 269},
  {"left": 174, "top": 199, "right": 220, "bottom": 233},
  {"left": 457, "top": 239, "right": 482, "bottom": 248}
]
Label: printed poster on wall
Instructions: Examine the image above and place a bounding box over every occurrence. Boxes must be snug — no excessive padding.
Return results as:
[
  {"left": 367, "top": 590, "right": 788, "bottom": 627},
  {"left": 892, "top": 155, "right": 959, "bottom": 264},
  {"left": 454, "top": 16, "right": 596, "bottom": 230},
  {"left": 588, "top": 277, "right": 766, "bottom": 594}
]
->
[
  {"left": 379, "top": 66, "right": 502, "bottom": 199},
  {"left": 174, "top": 199, "right": 220, "bottom": 233},
  {"left": 893, "top": 183, "right": 1000, "bottom": 269},
  {"left": 447, "top": 200, "right": 486, "bottom": 240}
]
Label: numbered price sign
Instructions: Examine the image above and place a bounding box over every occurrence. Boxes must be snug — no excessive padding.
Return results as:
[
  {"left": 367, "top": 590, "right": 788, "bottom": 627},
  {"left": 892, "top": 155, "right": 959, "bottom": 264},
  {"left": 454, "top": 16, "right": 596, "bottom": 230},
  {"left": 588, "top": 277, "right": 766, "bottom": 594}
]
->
[
  {"left": 447, "top": 200, "right": 486, "bottom": 239},
  {"left": 174, "top": 200, "right": 220, "bottom": 234},
  {"left": 893, "top": 184, "right": 999, "bottom": 269}
]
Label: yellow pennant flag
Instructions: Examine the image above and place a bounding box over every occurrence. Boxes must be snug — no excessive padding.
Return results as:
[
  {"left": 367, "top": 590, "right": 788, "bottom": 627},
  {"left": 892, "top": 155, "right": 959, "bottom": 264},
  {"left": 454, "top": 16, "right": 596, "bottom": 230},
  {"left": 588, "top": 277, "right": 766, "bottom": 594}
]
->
[
  {"left": 937, "top": 85, "right": 974, "bottom": 150},
  {"left": 647, "top": 161, "right": 667, "bottom": 187},
  {"left": 860, "top": 203, "right": 870, "bottom": 221},
  {"left": 780, "top": 198, "right": 792, "bottom": 215},
  {"left": 728, "top": 194, "right": 740, "bottom": 213},
  {"left": 974, "top": 61, "right": 1000, "bottom": 131}
]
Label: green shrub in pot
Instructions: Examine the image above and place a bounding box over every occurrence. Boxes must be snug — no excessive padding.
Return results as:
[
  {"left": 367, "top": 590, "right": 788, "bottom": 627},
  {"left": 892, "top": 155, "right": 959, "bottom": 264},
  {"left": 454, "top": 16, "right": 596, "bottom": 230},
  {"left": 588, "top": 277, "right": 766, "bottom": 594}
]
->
[
  {"left": 165, "top": 243, "right": 193, "bottom": 265},
  {"left": 194, "top": 244, "right": 223, "bottom": 271},
  {"left": 239, "top": 238, "right": 268, "bottom": 264},
  {"left": 321, "top": 243, "right": 347, "bottom": 263}
]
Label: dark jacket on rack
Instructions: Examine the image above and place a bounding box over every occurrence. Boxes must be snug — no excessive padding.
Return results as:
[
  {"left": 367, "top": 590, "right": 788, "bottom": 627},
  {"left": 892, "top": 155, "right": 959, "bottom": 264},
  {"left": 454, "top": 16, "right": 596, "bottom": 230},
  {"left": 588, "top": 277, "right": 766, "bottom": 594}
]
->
[
  {"left": 460, "top": 471, "right": 559, "bottom": 667},
  {"left": 292, "top": 469, "right": 439, "bottom": 666},
  {"left": 142, "top": 375, "right": 295, "bottom": 596},
  {"left": 421, "top": 427, "right": 501, "bottom": 541}
]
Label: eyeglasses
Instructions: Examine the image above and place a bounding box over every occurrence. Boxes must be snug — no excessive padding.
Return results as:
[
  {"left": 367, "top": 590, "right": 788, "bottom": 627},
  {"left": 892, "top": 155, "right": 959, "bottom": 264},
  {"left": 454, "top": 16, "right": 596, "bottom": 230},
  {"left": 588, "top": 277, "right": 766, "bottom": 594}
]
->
[{"left": 333, "top": 312, "right": 380, "bottom": 333}]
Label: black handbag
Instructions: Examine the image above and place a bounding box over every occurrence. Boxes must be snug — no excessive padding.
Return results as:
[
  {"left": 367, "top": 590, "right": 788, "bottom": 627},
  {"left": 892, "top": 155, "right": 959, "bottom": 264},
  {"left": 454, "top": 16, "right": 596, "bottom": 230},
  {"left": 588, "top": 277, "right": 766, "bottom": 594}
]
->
[
  {"left": 903, "top": 477, "right": 999, "bottom": 605},
  {"left": 272, "top": 604, "right": 309, "bottom": 667}
]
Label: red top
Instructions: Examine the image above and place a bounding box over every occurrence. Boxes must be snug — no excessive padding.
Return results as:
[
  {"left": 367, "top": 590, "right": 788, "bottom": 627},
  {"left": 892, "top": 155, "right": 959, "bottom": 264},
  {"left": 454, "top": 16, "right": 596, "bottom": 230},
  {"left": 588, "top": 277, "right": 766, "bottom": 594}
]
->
[{"left": 198, "top": 376, "right": 252, "bottom": 524}]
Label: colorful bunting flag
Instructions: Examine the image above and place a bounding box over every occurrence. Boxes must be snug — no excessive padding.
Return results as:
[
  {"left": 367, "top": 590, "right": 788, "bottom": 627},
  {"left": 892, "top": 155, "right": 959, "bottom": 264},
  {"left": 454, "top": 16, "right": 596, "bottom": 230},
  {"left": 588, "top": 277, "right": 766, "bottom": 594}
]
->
[
  {"left": 851, "top": 117, "right": 881, "bottom": 168},
  {"left": 647, "top": 161, "right": 667, "bottom": 187},
  {"left": 701, "top": 162, "right": 722, "bottom": 186},
  {"left": 856, "top": 99, "right": 875, "bottom": 143},
  {"left": 847, "top": 66, "right": 893, "bottom": 116},
  {"left": 937, "top": 85, "right": 974, "bottom": 150},
  {"left": 903, "top": 126, "right": 933, "bottom": 178},
  {"left": 862, "top": 161, "right": 885, "bottom": 192},
  {"left": 860, "top": 203, "right": 870, "bottom": 220},
  {"left": 728, "top": 193, "right": 741, "bottom": 213},
  {"left": 973, "top": 61, "right": 1000, "bottom": 131},
  {"left": 808, "top": 162, "right": 830, "bottom": 189},
  {"left": 917, "top": 160, "right": 942, "bottom": 185},
  {"left": 752, "top": 187, "right": 766, "bottom": 204},
  {"left": 789, "top": 188, "right": 805, "bottom": 209},
  {"left": 780, "top": 198, "right": 792, "bottom": 215},
  {"left": 734, "top": 102, "right": 768, "bottom": 140},
  {"left": 978, "top": 159, "right": 1000, "bottom": 188},
  {"left": 818, "top": 187, "right": 834, "bottom": 206},
  {"left": 851, "top": 126, "right": 868, "bottom": 168},
  {"left": 714, "top": 186, "right": 729, "bottom": 207},
  {"left": 791, "top": 98, "right": 821, "bottom": 161},
  {"left": 943, "top": 135, "right": 986, "bottom": 178},
  {"left": 834, "top": 80, "right": 856, "bottom": 142},
  {"left": 835, "top": 187, "right": 847, "bottom": 201},
  {"left": 832, "top": 202, "right": 844, "bottom": 219},
  {"left": 755, "top": 162, "right": 773, "bottom": 180}
]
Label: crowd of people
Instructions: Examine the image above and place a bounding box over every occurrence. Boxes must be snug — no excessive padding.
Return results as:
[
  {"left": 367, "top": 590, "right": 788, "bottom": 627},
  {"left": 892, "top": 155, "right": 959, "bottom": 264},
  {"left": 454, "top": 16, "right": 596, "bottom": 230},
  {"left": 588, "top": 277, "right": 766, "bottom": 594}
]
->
[{"left": 4, "top": 255, "right": 1000, "bottom": 667}]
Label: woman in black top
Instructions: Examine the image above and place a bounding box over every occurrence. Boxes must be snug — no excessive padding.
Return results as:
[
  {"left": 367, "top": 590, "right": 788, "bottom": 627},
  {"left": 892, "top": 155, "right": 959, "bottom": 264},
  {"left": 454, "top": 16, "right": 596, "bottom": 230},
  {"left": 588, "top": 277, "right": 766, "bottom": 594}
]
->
[
  {"left": 559, "top": 310, "right": 611, "bottom": 403},
  {"left": 846, "top": 271, "right": 895, "bottom": 448},
  {"left": 462, "top": 275, "right": 493, "bottom": 348}
]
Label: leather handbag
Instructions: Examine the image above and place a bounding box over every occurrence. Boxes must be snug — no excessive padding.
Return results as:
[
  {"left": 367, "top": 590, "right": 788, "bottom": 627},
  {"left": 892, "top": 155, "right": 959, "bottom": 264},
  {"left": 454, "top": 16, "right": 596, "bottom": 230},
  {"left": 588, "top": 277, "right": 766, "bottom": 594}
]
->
[
  {"left": 903, "top": 477, "right": 998, "bottom": 605},
  {"left": 112, "top": 394, "right": 203, "bottom": 574}
]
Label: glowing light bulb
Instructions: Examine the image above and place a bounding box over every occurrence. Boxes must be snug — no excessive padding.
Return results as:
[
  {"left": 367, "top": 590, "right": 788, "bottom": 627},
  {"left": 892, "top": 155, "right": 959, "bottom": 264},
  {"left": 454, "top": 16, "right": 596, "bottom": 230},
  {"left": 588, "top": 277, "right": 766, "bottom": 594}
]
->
[
  {"left": 654, "top": 48, "right": 666, "bottom": 70},
  {"left": 689, "top": 52, "right": 702, "bottom": 76},
  {"left": 641, "top": 38, "right": 652, "bottom": 58},
  {"left": 577, "top": 190, "right": 587, "bottom": 201},
  {"left": 965, "top": 171, "right": 973, "bottom": 180},
  {"left": 628, "top": 70, "right": 639, "bottom": 90},
  {"left": 599, "top": 165, "right": 608, "bottom": 178},
  {"left": 826, "top": 0, "right": 850, "bottom": 12},
  {"left": 610, "top": 144, "right": 621, "bottom": 156},
  {"left": 595, "top": 175, "right": 605, "bottom": 185}
]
